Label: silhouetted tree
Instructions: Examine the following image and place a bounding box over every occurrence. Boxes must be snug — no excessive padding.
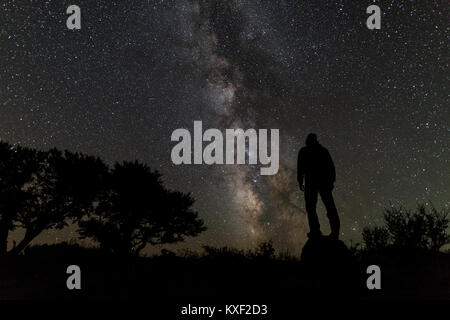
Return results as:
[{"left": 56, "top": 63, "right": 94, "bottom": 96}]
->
[
  {"left": 362, "top": 226, "right": 389, "bottom": 252},
  {"left": 362, "top": 204, "right": 449, "bottom": 252},
  {"left": 0, "top": 142, "right": 108, "bottom": 255},
  {"left": 0, "top": 142, "right": 40, "bottom": 255},
  {"left": 423, "top": 205, "right": 450, "bottom": 251},
  {"left": 78, "top": 161, "right": 206, "bottom": 256},
  {"left": 9, "top": 149, "right": 108, "bottom": 255}
]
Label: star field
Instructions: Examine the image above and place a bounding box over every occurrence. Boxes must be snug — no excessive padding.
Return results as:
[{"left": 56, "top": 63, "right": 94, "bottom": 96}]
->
[{"left": 1, "top": 0, "right": 448, "bottom": 254}]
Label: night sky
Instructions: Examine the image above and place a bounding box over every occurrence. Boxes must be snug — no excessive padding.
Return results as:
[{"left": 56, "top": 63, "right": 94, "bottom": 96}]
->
[{"left": 1, "top": 0, "right": 448, "bottom": 254}]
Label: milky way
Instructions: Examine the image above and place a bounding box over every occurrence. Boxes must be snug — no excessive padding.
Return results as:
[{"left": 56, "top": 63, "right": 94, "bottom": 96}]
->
[{"left": 1, "top": 0, "right": 448, "bottom": 254}]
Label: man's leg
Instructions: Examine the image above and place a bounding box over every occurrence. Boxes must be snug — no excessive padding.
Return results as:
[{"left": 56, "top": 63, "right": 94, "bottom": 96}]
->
[
  {"left": 319, "top": 187, "right": 340, "bottom": 239},
  {"left": 305, "top": 185, "right": 321, "bottom": 237}
]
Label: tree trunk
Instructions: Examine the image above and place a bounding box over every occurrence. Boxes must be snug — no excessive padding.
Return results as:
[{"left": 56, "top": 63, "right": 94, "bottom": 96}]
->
[
  {"left": 8, "top": 228, "right": 40, "bottom": 255},
  {"left": 0, "top": 230, "right": 8, "bottom": 256},
  {"left": 0, "top": 225, "right": 8, "bottom": 256},
  {"left": 135, "top": 241, "right": 147, "bottom": 256}
]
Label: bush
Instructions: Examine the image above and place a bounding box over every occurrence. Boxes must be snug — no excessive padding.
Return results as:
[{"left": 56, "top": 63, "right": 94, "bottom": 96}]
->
[
  {"left": 254, "top": 241, "right": 275, "bottom": 259},
  {"left": 362, "top": 226, "right": 389, "bottom": 252},
  {"left": 202, "top": 241, "right": 277, "bottom": 261},
  {"left": 362, "top": 204, "right": 449, "bottom": 252}
]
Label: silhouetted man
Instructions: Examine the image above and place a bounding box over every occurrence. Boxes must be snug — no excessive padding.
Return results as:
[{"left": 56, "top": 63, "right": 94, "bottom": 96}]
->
[{"left": 298, "top": 133, "right": 340, "bottom": 240}]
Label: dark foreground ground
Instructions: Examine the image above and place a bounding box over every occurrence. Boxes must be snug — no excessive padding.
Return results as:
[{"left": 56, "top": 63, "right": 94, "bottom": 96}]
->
[{"left": 0, "top": 239, "right": 449, "bottom": 314}]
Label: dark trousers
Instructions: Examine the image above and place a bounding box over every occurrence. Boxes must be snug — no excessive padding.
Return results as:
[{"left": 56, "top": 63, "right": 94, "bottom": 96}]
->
[{"left": 305, "top": 185, "right": 340, "bottom": 235}]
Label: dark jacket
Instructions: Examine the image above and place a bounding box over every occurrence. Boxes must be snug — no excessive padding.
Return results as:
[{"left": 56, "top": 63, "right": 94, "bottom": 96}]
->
[{"left": 297, "top": 143, "right": 336, "bottom": 187}]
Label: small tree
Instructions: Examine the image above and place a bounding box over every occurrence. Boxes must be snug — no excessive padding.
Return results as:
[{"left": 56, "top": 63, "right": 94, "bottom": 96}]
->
[
  {"left": 8, "top": 148, "right": 108, "bottom": 255},
  {"left": 422, "top": 205, "right": 450, "bottom": 251},
  {"left": 362, "top": 226, "right": 389, "bottom": 252},
  {"left": 0, "top": 142, "right": 39, "bottom": 255},
  {"left": 78, "top": 161, "right": 206, "bottom": 256}
]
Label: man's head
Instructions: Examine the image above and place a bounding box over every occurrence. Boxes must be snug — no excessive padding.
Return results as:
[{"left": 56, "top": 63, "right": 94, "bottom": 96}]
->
[{"left": 305, "top": 133, "right": 318, "bottom": 146}]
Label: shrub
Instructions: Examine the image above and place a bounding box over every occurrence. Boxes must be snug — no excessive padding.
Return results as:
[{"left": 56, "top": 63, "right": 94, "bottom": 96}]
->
[{"left": 362, "top": 204, "right": 449, "bottom": 252}]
